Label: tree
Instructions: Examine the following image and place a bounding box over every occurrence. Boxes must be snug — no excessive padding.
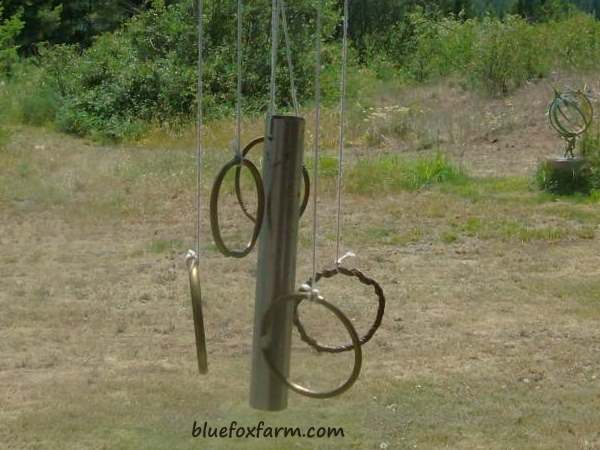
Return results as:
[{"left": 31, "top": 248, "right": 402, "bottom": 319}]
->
[
  {"left": 0, "top": 0, "right": 148, "bottom": 53},
  {"left": 0, "top": 1, "right": 23, "bottom": 73}
]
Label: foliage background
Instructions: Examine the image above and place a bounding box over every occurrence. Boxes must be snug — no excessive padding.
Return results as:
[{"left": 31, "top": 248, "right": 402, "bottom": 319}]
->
[{"left": 2, "top": 0, "right": 600, "bottom": 141}]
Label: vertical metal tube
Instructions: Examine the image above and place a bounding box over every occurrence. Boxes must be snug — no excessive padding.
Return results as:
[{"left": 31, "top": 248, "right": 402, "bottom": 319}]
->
[{"left": 250, "top": 115, "right": 305, "bottom": 411}]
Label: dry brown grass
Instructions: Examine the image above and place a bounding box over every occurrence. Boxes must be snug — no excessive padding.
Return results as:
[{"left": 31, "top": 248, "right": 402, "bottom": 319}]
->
[{"left": 2, "top": 76, "right": 600, "bottom": 450}]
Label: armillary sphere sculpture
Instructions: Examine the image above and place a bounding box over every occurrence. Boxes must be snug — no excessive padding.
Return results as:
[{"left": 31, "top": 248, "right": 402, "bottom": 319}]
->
[{"left": 549, "top": 87, "right": 593, "bottom": 158}]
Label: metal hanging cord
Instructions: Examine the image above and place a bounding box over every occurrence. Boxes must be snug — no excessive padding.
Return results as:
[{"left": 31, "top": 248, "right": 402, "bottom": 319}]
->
[
  {"left": 268, "top": 0, "right": 300, "bottom": 117},
  {"left": 194, "top": 0, "right": 205, "bottom": 256},
  {"left": 334, "top": 0, "right": 350, "bottom": 265},
  {"left": 293, "top": 0, "right": 386, "bottom": 357},
  {"left": 279, "top": 0, "right": 299, "bottom": 115},
  {"left": 309, "top": 0, "right": 323, "bottom": 293},
  {"left": 269, "top": 0, "right": 280, "bottom": 117},
  {"left": 185, "top": 0, "right": 208, "bottom": 375},
  {"left": 235, "top": 0, "right": 243, "bottom": 159}
]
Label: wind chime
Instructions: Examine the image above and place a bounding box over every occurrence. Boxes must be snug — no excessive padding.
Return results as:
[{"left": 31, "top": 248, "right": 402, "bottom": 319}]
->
[{"left": 186, "top": 0, "right": 386, "bottom": 411}]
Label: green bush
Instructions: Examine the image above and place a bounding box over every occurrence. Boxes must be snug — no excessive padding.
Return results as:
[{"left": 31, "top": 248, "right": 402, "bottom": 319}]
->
[
  {"left": 535, "top": 160, "right": 590, "bottom": 195},
  {"left": 365, "top": 8, "right": 600, "bottom": 95},
  {"left": 37, "top": 0, "right": 340, "bottom": 141},
  {"left": 547, "top": 13, "right": 600, "bottom": 71},
  {"left": 5, "top": 1, "right": 600, "bottom": 141},
  {"left": 469, "top": 15, "right": 549, "bottom": 95},
  {"left": 11, "top": 62, "right": 59, "bottom": 126},
  {"left": 580, "top": 124, "right": 600, "bottom": 191}
]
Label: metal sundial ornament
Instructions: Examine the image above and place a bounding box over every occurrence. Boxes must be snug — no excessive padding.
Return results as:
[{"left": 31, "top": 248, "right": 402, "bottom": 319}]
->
[{"left": 549, "top": 87, "right": 593, "bottom": 158}]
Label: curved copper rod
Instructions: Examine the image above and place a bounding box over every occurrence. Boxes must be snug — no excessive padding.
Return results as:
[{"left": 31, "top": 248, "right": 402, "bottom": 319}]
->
[{"left": 186, "top": 251, "right": 208, "bottom": 374}]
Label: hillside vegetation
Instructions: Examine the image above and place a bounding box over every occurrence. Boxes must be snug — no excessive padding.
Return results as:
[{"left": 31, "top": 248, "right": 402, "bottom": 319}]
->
[{"left": 1, "top": 0, "right": 600, "bottom": 141}]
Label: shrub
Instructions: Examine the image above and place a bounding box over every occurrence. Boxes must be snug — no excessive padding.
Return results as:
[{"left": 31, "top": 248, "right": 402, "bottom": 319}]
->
[
  {"left": 580, "top": 123, "right": 600, "bottom": 191},
  {"left": 547, "top": 13, "right": 600, "bottom": 72},
  {"left": 535, "top": 159, "right": 590, "bottom": 195},
  {"left": 468, "top": 15, "right": 549, "bottom": 95},
  {"left": 38, "top": 0, "right": 341, "bottom": 141},
  {"left": 364, "top": 9, "right": 600, "bottom": 96}
]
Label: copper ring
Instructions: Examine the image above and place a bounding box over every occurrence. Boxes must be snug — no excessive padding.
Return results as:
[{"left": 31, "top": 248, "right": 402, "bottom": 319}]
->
[
  {"left": 209, "top": 156, "right": 265, "bottom": 258},
  {"left": 186, "top": 252, "right": 208, "bottom": 374},
  {"left": 261, "top": 292, "right": 362, "bottom": 399},
  {"left": 234, "top": 137, "right": 310, "bottom": 222}
]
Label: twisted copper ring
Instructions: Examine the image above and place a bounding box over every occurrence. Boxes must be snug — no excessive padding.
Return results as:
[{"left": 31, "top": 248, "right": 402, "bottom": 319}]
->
[
  {"left": 293, "top": 266, "right": 385, "bottom": 353},
  {"left": 234, "top": 136, "right": 310, "bottom": 223},
  {"left": 261, "top": 292, "right": 362, "bottom": 399},
  {"left": 209, "top": 156, "right": 265, "bottom": 258}
]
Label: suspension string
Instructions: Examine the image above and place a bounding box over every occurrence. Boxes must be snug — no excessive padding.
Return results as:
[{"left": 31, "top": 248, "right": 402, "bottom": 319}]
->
[
  {"left": 269, "top": 0, "right": 280, "bottom": 118},
  {"left": 279, "top": 0, "right": 299, "bottom": 115},
  {"left": 310, "top": 0, "right": 323, "bottom": 292},
  {"left": 195, "top": 0, "right": 205, "bottom": 257},
  {"left": 235, "top": 0, "right": 243, "bottom": 160},
  {"left": 334, "top": 0, "right": 349, "bottom": 265}
]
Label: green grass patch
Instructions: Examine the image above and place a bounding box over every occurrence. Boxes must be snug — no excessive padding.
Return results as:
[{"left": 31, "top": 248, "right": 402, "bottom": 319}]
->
[
  {"left": 531, "top": 277, "right": 600, "bottom": 319},
  {"left": 0, "top": 125, "right": 10, "bottom": 149},
  {"left": 440, "top": 176, "right": 532, "bottom": 202},
  {"left": 304, "top": 154, "right": 339, "bottom": 179},
  {"left": 346, "top": 153, "right": 466, "bottom": 194},
  {"left": 146, "top": 239, "right": 184, "bottom": 254},
  {"left": 361, "top": 226, "right": 423, "bottom": 246},
  {"left": 448, "top": 217, "right": 571, "bottom": 243}
]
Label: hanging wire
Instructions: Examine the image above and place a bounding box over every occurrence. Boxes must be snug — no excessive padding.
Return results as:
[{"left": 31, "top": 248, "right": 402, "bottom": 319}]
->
[
  {"left": 235, "top": 0, "right": 243, "bottom": 159},
  {"left": 334, "top": 0, "right": 349, "bottom": 265},
  {"left": 279, "top": 0, "right": 299, "bottom": 115},
  {"left": 269, "top": 0, "right": 280, "bottom": 117},
  {"left": 309, "top": 0, "right": 323, "bottom": 292},
  {"left": 195, "top": 0, "right": 205, "bottom": 256}
]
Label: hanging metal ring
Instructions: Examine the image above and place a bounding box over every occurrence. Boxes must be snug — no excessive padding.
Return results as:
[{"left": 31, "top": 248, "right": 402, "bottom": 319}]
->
[
  {"left": 210, "top": 155, "right": 265, "bottom": 258},
  {"left": 234, "top": 136, "right": 310, "bottom": 223},
  {"left": 294, "top": 266, "right": 386, "bottom": 353},
  {"left": 186, "top": 251, "right": 208, "bottom": 374},
  {"left": 261, "top": 292, "right": 362, "bottom": 399}
]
